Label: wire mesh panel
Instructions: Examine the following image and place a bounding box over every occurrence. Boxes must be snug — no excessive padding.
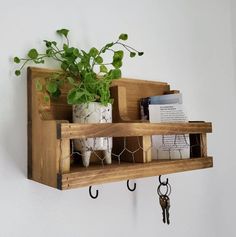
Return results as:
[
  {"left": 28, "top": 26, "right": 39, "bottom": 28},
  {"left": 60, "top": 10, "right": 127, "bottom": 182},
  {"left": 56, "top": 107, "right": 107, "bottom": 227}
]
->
[{"left": 60, "top": 133, "right": 204, "bottom": 169}]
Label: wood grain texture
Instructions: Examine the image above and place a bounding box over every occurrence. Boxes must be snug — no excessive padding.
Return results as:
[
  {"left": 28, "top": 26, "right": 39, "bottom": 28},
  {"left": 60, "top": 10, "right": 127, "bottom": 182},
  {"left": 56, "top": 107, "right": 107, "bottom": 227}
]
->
[
  {"left": 27, "top": 67, "right": 72, "bottom": 121},
  {"left": 110, "top": 82, "right": 173, "bottom": 163},
  {"left": 58, "top": 157, "right": 213, "bottom": 190},
  {"left": 41, "top": 120, "right": 60, "bottom": 187},
  {"left": 110, "top": 82, "right": 170, "bottom": 122},
  {"left": 28, "top": 67, "right": 70, "bottom": 187},
  {"left": 27, "top": 67, "right": 213, "bottom": 190},
  {"left": 57, "top": 121, "right": 70, "bottom": 174},
  {"left": 28, "top": 67, "right": 171, "bottom": 164},
  {"left": 28, "top": 67, "right": 170, "bottom": 123},
  {"left": 58, "top": 122, "right": 212, "bottom": 139},
  {"left": 200, "top": 133, "right": 208, "bottom": 157}
]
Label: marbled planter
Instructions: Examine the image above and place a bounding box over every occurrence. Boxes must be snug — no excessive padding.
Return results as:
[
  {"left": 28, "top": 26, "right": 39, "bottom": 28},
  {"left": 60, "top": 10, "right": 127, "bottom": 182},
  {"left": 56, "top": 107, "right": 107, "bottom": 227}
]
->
[{"left": 73, "top": 102, "right": 112, "bottom": 167}]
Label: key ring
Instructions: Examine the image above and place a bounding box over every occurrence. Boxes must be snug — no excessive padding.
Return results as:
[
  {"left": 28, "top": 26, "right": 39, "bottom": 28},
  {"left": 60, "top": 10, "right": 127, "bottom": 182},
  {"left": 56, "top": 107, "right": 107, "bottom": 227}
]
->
[{"left": 157, "top": 183, "right": 171, "bottom": 197}]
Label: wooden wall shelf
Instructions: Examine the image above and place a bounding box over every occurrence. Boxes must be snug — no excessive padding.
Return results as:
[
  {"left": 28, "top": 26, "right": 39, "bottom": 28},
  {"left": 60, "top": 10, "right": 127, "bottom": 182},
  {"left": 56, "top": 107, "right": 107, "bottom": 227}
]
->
[
  {"left": 27, "top": 67, "right": 213, "bottom": 190},
  {"left": 57, "top": 122, "right": 212, "bottom": 139},
  {"left": 58, "top": 157, "right": 213, "bottom": 190}
]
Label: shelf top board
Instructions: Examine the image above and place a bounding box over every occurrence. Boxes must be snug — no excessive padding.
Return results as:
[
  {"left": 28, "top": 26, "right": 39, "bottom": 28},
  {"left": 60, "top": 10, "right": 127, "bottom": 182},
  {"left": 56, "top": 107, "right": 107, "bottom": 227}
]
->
[{"left": 57, "top": 122, "right": 212, "bottom": 139}]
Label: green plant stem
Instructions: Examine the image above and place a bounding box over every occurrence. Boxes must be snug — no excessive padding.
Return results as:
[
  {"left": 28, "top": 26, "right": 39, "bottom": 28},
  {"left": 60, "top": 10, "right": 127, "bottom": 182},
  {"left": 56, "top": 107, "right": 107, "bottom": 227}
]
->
[
  {"left": 116, "top": 42, "right": 140, "bottom": 53},
  {"left": 13, "top": 29, "right": 143, "bottom": 106},
  {"left": 65, "top": 36, "right": 69, "bottom": 46},
  {"left": 19, "top": 59, "right": 31, "bottom": 70}
]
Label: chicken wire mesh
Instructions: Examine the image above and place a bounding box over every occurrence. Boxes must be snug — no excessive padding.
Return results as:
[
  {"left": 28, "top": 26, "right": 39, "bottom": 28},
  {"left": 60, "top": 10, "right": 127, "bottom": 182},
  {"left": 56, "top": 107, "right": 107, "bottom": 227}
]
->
[{"left": 60, "top": 134, "right": 203, "bottom": 167}]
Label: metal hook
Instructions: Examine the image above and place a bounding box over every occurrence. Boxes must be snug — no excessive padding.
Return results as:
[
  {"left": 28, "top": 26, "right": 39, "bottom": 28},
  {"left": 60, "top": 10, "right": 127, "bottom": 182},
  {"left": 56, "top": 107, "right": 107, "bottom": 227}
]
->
[
  {"left": 159, "top": 175, "right": 169, "bottom": 185},
  {"left": 89, "top": 186, "right": 99, "bottom": 199},
  {"left": 127, "top": 180, "right": 136, "bottom": 192}
]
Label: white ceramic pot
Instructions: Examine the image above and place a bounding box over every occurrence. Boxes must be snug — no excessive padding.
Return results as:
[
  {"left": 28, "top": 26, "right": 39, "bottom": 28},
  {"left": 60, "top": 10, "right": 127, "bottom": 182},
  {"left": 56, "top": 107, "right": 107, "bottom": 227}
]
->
[{"left": 73, "top": 102, "right": 112, "bottom": 167}]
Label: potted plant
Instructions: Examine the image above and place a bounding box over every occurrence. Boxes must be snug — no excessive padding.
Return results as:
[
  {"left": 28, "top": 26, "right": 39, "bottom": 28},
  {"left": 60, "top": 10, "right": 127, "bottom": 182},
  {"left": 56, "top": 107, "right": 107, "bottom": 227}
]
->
[{"left": 14, "top": 28, "right": 143, "bottom": 167}]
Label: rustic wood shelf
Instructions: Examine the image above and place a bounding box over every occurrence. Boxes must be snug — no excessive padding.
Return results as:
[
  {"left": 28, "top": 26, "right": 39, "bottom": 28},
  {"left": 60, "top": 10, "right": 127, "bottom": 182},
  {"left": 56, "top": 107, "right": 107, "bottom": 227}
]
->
[
  {"left": 27, "top": 67, "right": 213, "bottom": 190},
  {"left": 58, "top": 157, "right": 213, "bottom": 190},
  {"left": 57, "top": 122, "right": 212, "bottom": 139}
]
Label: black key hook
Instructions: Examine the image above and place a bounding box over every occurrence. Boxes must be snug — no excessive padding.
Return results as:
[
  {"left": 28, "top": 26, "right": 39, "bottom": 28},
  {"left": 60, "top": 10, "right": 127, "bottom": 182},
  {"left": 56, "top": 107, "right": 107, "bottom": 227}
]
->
[
  {"left": 89, "top": 186, "right": 99, "bottom": 199},
  {"left": 127, "top": 180, "right": 136, "bottom": 192},
  {"left": 159, "top": 175, "right": 169, "bottom": 185}
]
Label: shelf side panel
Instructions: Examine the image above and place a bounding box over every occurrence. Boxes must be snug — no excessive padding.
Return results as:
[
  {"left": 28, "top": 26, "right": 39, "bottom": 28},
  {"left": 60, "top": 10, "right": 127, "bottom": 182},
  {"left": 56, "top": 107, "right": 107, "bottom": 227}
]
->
[{"left": 28, "top": 67, "right": 70, "bottom": 188}]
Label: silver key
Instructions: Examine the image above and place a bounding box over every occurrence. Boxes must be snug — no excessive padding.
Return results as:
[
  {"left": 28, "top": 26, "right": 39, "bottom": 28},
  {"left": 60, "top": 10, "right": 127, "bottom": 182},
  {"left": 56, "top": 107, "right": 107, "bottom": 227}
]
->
[
  {"left": 165, "top": 195, "right": 170, "bottom": 225},
  {"left": 159, "top": 195, "right": 167, "bottom": 223}
]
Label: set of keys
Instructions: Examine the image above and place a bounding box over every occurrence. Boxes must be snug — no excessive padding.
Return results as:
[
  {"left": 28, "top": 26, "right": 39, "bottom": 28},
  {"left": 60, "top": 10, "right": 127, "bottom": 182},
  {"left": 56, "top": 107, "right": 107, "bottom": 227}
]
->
[{"left": 157, "top": 176, "right": 171, "bottom": 225}]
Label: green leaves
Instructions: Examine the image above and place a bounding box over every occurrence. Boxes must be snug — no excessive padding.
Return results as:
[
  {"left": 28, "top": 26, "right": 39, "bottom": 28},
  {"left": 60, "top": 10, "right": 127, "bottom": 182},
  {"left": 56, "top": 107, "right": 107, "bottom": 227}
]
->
[
  {"left": 101, "top": 42, "right": 114, "bottom": 53},
  {"left": 84, "top": 72, "right": 94, "bottom": 81},
  {"left": 56, "top": 28, "right": 69, "bottom": 38},
  {"left": 67, "top": 88, "right": 95, "bottom": 105},
  {"left": 130, "top": 52, "right": 136, "bottom": 58},
  {"left": 46, "top": 81, "right": 58, "bottom": 93},
  {"left": 100, "top": 65, "right": 108, "bottom": 73},
  {"left": 112, "top": 50, "right": 123, "bottom": 68},
  {"left": 105, "top": 42, "right": 114, "bottom": 48},
  {"left": 110, "top": 69, "right": 121, "bottom": 79},
  {"left": 15, "top": 70, "right": 21, "bottom": 76},
  {"left": 28, "top": 49, "right": 38, "bottom": 59},
  {"left": 89, "top": 47, "right": 99, "bottom": 57},
  {"left": 63, "top": 43, "right": 68, "bottom": 51},
  {"left": 112, "top": 60, "right": 122, "bottom": 68},
  {"left": 67, "top": 76, "right": 75, "bottom": 85},
  {"left": 44, "top": 40, "right": 57, "bottom": 48},
  {"left": 44, "top": 40, "right": 52, "bottom": 47},
  {"left": 73, "top": 48, "right": 80, "bottom": 57},
  {"left": 45, "top": 79, "right": 62, "bottom": 99},
  {"left": 129, "top": 51, "right": 143, "bottom": 57},
  {"left": 67, "top": 90, "right": 79, "bottom": 104},
  {"left": 14, "top": 57, "right": 20, "bottom": 63},
  {"left": 61, "top": 61, "right": 69, "bottom": 71},
  {"left": 36, "top": 80, "right": 43, "bottom": 91},
  {"left": 13, "top": 56, "right": 21, "bottom": 76},
  {"left": 51, "top": 89, "right": 61, "bottom": 98},
  {"left": 95, "top": 56, "right": 103, "bottom": 64},
  {"left": 46, "top": 48, "right": 53, "bottom": 56},
  {"left": 119, "top": 33, "right": 128, "bottom": 41},
  {"left": 113, "top": 50, "right": 124, "bottom": 60},
  {"left": 12, "top": 27, "right": 144, "bottom": 106}
]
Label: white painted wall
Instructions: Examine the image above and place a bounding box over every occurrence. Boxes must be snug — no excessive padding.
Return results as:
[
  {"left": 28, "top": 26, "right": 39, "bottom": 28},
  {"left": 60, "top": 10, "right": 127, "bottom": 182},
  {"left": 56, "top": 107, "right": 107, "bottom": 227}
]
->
[{"left": 1, "top": 0, "right": 236, "bottom": 236}]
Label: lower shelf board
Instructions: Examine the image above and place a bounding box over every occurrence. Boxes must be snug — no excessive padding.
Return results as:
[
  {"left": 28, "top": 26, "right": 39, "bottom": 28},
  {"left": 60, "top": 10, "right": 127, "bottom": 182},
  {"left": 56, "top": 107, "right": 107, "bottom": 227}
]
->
[{"left": 57, "top": 157, "right": 213, "bottom": 190}]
